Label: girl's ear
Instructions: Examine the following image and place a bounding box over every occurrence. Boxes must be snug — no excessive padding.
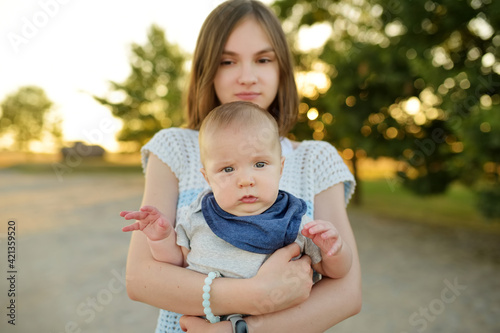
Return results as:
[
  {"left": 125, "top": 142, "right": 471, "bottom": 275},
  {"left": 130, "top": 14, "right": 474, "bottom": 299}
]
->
[
  {"left": 280, "top": 156, "right": 285, "bottom": 176},
  {"left": 200, "top": 168, "right": 210, "bottom": 185}
]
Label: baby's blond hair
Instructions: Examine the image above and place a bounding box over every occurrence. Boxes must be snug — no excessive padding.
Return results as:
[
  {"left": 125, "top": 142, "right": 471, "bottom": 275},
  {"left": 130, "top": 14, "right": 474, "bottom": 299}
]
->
[{"left": 199, "top": 101, "right": 281, "bottom": 164}]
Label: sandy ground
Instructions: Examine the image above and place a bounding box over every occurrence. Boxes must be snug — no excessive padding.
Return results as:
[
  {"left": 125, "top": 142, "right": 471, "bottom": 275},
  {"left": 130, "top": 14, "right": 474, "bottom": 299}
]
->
[{"left": 0, "top": 170, "right": 499, "bottom": 333}]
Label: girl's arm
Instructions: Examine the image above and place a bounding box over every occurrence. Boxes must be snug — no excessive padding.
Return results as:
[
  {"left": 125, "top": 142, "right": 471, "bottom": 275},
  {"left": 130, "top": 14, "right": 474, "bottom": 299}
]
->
[
  {"left": 125, "top": 154, "right": 314, "bottom": 315},
  {"left": 253, "top": 142, "right": 360, "bottom": 331},
  {"left": 246, "top": 182, "right": 362, "bottom": 332}
]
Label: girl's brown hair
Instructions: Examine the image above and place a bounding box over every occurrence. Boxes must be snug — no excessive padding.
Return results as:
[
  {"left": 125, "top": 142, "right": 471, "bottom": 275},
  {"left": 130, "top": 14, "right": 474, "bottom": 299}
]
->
[{"left": 185, "top": 0, "right": 298, "bottom": 136}]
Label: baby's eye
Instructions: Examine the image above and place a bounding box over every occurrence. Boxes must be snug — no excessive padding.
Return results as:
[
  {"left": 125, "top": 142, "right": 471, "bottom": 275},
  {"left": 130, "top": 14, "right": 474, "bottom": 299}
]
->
[
  {"left": 255, "top": 162, "right": 266, "bottom": 168},
  {"left": 222, "top": 167, "right": 234, "bottom": 173}
]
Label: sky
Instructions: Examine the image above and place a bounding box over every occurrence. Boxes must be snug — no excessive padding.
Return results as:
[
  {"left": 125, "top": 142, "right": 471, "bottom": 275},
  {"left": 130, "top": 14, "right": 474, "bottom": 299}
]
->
[{"left": 0, "top": 0, "right": 272, "bottom": 152}]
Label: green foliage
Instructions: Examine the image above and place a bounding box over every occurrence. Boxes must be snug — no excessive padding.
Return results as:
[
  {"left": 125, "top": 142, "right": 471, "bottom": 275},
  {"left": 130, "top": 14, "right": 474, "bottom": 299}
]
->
[
  {"left": 477, "top": 186, "right": 500, "bottom": 218},
  {"left": 273, "top": 0, "right": 500, "bottom": 216},
  {"left": 94, "top": 25, "right": 187, "bottom": 151},
  {"left": 0, "top": 86, "right": 61, "bottom": 152},
  {"left": 461, "top": 102, "right": 500, "bottom": 217}
]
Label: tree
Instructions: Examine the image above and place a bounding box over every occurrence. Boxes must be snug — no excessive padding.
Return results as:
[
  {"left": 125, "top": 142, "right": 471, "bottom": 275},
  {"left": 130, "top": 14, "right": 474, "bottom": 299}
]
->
[
  {"left": 372, "top": 0, "right": 500, "bottom": 200},
  {"left": 272, "top": 0, "right": 500, "bottom": 215},
  {"left": 94, "top": 24, "right": 187, "bottom": 151},
  {"left": 0, "top": 85, "right": 61, "bottom": 152}
]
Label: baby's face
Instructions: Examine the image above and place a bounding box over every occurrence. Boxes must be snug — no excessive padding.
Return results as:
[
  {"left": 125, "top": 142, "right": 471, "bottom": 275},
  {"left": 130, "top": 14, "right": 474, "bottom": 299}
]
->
[{"left": 200, "top": 125, "right": 284, "bottom": 216}]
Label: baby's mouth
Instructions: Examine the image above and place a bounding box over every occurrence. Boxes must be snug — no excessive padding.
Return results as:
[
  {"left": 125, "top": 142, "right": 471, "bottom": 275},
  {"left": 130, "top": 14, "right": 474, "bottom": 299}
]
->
[{"left": 240, "top": 195, "right": 257, "bottom": 203}]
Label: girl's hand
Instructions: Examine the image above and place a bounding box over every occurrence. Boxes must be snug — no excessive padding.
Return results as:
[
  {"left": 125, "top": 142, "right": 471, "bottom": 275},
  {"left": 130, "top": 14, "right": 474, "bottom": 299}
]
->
[
  {"left": 302, "top": 220, "right": 343, "bottom": 256},
  {"left": 120, "top": 205, "right": 172, "bottom": 241},
  {"left": 249, "top": 243, "right": 313, "bottom": 314},
  {"left": 179, "top": 315, "right": 231, "bottom": 332}
]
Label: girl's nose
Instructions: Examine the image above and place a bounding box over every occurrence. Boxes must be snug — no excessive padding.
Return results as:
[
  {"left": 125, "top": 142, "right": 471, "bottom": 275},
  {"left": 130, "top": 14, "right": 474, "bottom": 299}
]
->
[{"left": 237, "top": 63, "right": 257, "bottom": 85}]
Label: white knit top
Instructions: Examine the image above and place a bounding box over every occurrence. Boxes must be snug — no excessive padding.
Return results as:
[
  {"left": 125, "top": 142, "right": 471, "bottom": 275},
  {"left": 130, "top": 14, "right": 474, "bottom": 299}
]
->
[{"left": 141, "top": 127, "right": 356, "bottom": 333}]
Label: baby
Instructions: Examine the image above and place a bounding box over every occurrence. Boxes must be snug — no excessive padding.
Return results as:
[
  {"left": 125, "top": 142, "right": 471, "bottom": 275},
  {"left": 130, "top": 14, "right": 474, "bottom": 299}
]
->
[{"left": 121, "top": 101, "right": 352, "bottom": 291}]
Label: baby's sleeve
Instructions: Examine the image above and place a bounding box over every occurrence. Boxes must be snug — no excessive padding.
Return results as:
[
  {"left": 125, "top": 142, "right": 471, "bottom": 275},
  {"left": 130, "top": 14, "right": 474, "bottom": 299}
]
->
[
  {"left": 175, "top": 221, "right": 190, "bottom": 250},
  {"left": 175, "top": 207, "right": 193, "bottom": 250},
  {"left": 295, "top": 216, "right": 322, "bottom": 265}
]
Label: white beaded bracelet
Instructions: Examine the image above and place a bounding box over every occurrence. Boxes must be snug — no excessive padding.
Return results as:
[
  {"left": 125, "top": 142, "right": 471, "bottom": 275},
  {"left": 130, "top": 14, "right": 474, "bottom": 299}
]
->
[{"left": 202, "top": 271, "right": 221, "bottom": 323}]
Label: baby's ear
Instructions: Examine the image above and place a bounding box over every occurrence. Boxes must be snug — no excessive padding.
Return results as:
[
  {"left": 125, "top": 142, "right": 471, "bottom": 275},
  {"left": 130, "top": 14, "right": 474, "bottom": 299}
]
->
[
  {"left": 200, "top": 168, "right": 210, "bottom": 185},
  {"left": 280, "top": 156, "right": 285, "bottom": 175}
]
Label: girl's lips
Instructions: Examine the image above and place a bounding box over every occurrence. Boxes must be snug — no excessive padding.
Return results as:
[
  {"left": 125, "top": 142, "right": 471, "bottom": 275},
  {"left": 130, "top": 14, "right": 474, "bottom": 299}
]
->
[
  {"left": 236, "top": 92, "right": 260, "bottom": 101},
  {"left": 240, "top": 195, "right": 258, "bottom": 203}
]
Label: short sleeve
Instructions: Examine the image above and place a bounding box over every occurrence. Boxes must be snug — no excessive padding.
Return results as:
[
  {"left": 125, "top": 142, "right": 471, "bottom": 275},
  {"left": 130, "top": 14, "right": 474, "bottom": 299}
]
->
[
  {"left": 175, "top": 219, "right": 190, "bottom": 250},
  {"left": 141, "top": 128, "right": 206, "bottom": 198},
  {"left": 306, "top": 141, "right": 356, "bottom": 205},
  {"left": 175, "top": 190, "right": 210, "bottom": 250},
  {"left": 141, "top": 128, "right": 200, "bottom": 178},
  {"left": 282, "top": 141, "right": 356, "bottom": 207},
  {"left": 303, "top": 237, "right": 322, "bottom": 265}
]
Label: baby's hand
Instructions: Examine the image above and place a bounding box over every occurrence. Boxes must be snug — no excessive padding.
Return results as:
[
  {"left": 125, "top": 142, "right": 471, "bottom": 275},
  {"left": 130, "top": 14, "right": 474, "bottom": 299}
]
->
[
  {"left": 301, "top": 220, "right": 343, "bottom": 256},
  {"left": 120, "top": 206, "right": 172, "bottom": 241}
]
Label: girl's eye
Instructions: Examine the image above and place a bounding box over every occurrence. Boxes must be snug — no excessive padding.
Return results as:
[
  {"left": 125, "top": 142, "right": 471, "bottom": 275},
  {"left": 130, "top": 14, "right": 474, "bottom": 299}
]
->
[
  {"left": 255, "top": 162, "right": 266, "bottom": 168},
  {"left": 258, "top": 58, "right": 271, "bottom": 64},
  {"left": 220, "top": 60, "right": 234, "bottom": 66},
  {"left": 222, "top": 167, "right": 234, "bottom": 173}
]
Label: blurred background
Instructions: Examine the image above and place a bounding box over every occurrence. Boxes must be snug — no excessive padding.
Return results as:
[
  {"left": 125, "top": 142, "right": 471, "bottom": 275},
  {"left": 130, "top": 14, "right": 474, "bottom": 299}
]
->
[{"left": 0, "top": 0, "right": 499, "bottom": 332}]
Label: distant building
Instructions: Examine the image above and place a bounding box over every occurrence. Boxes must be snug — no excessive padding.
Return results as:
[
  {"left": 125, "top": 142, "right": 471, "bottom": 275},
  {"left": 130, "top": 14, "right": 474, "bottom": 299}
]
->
[{"left": 61, "top": 141, "right": 105, "bottom": 159}]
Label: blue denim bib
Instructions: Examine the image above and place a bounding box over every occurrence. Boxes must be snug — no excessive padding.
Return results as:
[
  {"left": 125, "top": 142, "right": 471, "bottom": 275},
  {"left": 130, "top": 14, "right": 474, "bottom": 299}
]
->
[{"left": 202, "top": 190, "right": 307, "bottom": 254}]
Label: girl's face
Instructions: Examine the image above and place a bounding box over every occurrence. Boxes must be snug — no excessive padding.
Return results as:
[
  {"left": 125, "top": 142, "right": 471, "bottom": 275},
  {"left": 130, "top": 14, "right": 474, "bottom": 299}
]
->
[{"left": 214, "top": 18, "right": 280, "bottom": 111}]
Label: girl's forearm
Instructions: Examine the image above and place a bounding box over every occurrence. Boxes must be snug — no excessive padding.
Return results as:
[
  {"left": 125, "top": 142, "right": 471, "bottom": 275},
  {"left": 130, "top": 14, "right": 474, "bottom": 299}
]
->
[
  {"left": 128, "top": 239, "right": 361, "bottom": 332},
  {"left": 127, "top": 232, "right": 314, "bottom": 316},
  {"left": 246, "top": 261, "right": 362, "bottom": 333},
  {"left": 127, "top": 231, "right": 264, "bottom": 315}
]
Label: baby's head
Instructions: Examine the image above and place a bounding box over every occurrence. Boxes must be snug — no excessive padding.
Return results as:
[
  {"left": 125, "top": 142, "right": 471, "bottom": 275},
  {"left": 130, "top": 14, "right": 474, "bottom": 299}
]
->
[{"left": 199, "top": 101, "right": 284, "bottom": 216}]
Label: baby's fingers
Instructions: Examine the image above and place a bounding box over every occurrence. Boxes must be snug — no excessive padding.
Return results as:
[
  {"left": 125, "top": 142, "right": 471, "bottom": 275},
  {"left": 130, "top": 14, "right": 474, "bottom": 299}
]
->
[
  {"left": 120, "top": 211, "right": 149, "bottom": 221},
  {"left": 140, "top": 205, "right": 161, "bottom": 215},
  {"left": 120, "top": 210, "right": 133, "bottom": 217},
  {"left": 319, "top": 228, "right": 339, "bottom": 240},
  {"left": 122, "top": 222, "right": 141, "bottom": 232},
  {"left": 327, "top": 239, "right": 344, "bottom": 256},
  {"left": 304, "top": 221, "right": 332, "bottom": 235}
]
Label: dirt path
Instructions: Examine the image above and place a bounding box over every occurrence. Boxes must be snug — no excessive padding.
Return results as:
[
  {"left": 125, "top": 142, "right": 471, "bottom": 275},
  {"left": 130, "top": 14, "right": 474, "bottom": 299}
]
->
[{"left": 0, "top": 171, "right": 499, "bottom": 332}]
